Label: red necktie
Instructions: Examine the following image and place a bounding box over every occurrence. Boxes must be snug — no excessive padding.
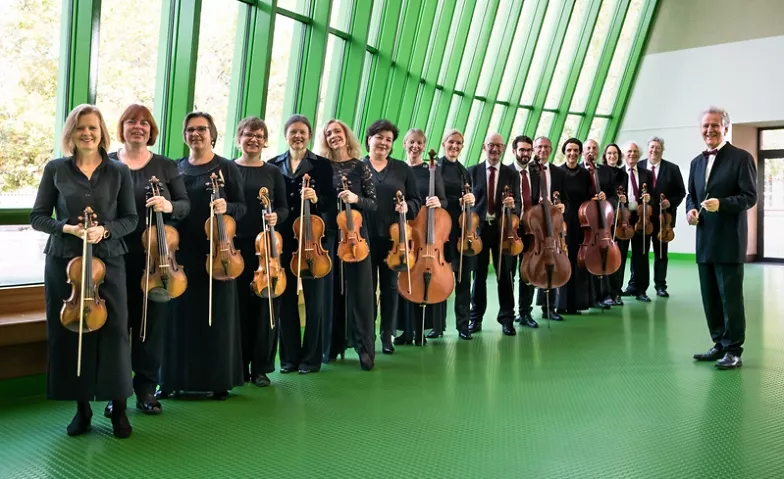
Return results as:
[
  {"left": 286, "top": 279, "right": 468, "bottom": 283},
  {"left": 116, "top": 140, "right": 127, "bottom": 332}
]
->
[
  {"left": 630, "top": 168, "right": 639, "bottom": 201},
  {"left": 541, "top": 166, "right": 549, "bottom": 201},
  {"left": 651, "top": 165, "right": 657, "bottom": 189},
  {"left": 488, "top": 166, "right": 496, "bottom": 216},
  {"left": 521, "top": 169, "right": 531, "bottom": 211}
]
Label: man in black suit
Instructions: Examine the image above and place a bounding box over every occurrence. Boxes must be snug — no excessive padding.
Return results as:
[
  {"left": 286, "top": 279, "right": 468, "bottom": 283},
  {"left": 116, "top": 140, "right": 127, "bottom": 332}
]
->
[
  {"left": 636, "top": 137, "right": 686, "bottom": 297},
  {"left": 510, "top": 135, "right": 539, "bottom": 328},
  {"left": 617, "top": 142, "right": 653, "bottom": 302},
  {"left": 468, "top": 132, "right": 521, "bottom": 336},
  {"left": 687, "top": 107, "right": 757, "bottom": 370}
]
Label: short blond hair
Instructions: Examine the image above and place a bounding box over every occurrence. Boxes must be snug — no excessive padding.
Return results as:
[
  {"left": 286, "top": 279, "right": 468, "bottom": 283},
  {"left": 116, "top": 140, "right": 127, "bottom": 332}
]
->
[
  {"left": 61, "top": 104, "right": 111, "bottom": 155},
  {"left": 441, "top": 129, "right": 464, "bottom": 146},
  {"left": 404, "top": 128, "right": 426, "bottom": 144},
  {"left": 317, "top": 119, "right": 362, "bottom": 161}
]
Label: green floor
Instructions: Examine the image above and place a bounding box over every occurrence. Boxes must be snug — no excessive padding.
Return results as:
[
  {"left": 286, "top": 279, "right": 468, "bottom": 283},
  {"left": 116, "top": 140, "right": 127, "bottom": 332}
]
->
[{"left": 2, "top": 259, "right": 783, "bottom": 478}]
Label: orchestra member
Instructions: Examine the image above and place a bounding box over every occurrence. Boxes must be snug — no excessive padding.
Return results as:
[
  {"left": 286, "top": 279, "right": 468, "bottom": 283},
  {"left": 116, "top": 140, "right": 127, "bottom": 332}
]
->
[
  {"left": 269, "top": 115, "right": 337, "bottom": 374},
  {"left": 234, "top": 117, "right": 288, "bottom": 386},
  {"left": 687, "top": 107, "right": 756, "bottom": 370},
  {"left": 583, "top": 139, "right": 616, "bottom": 310},
  {"left": 510, "top": 135, "right": 539, "bottom": 328},
  {"left": 159, "top": 112, "right": 246, "bottom": 400},
  {"left": 618, "top": 142, "right": 653, "bottom": 302},
  {"left": 637, "top": 137, "right": 686, "bottom": 297},
  {"left": 30, "top": 104, "right": 138, "bottom": 438},
  {"left": 601, "top": 143, "right": 627, "bottom": 305},
  {"left": 363, "top": 119, "right": 421, "bottom": 354},
  {"left": 438, "top": 129, "right": 476, "bottom": 340},
  {"left": 468, "top": 132, "right": 520, "bottom": 336},
  {"left": 318, "top": 119, "right": 377, "bottom": 371},
  {"left": 397, "top": 129, "right": 447, "bottom": 345},
  {"left": 106, "top": 104, "right": 190, "bottom": 417}
]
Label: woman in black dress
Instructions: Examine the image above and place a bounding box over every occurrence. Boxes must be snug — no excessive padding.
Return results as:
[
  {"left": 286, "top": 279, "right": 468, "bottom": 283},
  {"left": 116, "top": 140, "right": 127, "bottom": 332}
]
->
[
  {"left": 556, "top": 138, "right": 593, "bottom": 315},
  {"left": 396, "top": 128, "right": 446, "bottom": 346},
  {"left": 363, "top": 119, "right": 421, "bottom": 355},
  {"left": 318, "top": 119, "right": 377, "bottom": 370},
  {"left": 602, "top": 143, "right": 628, "bottom": 305},
  {"left": 106, "top": 104, "right": 190, "bottom": 417},
  {"left": 269, "top": 115, "right": 337, "bottom": 374},
  {"left": 234, "top": 116, "right": 288, "bottom": 386},
  {"left": 159, "top": 112, "right": 246, "bottom": 400},
  {"left": 30, "top": 104, "right": 138, "bottom": 438}
]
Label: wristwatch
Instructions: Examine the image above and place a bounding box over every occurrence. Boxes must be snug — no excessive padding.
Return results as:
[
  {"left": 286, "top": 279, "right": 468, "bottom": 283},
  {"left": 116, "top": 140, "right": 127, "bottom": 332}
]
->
[{"left": 102, "top": 226, "right": 111, "bottom": 239}]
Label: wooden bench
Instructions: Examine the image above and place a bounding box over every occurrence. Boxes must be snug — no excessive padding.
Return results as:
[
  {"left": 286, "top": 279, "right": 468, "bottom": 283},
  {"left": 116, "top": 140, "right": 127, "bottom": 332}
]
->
[{"left": 0, "top": 285, "right": 47, "bottom": 379}]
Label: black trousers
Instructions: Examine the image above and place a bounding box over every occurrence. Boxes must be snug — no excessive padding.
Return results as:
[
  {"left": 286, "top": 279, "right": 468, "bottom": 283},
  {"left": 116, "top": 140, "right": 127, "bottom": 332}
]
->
[
  {"left": 237, "top": 238, "right": 280, "bottom": 376},
  {"left": 450, "top": 254, "right": 475, "bottom": 332},
  {"left": 369, "top": 236, "right": 399, "bottom": 341},
  {"left": 628, "top": 220, "right": 670, "bottom": 291},
  {"left": 399, "top": 298, "right": 444, "bottom": 340},
  {"left": 470, "top": 221, "right": 515, "bottom": 326},
  {"left": 698, "top": 263, "right": 746, "bottom": 355},
  {"left": 126, "top": 250, "right": 169, "bottom": 398},
  {"left": 619, "top": 215, "right": 651, "bottom": 294},
  {"left": 511, "top": 253, "right": 535, "bottom": 317}
]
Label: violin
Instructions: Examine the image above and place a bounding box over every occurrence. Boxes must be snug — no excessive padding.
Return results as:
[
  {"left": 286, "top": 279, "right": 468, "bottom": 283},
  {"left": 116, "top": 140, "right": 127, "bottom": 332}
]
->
[
  {"left": 613, "top": 186, "right": 634, "bottom": 241},
  {"left": 60, "top": 207, "right": 107, "bottom": 376},
  {"left": 291, "top": 173, "right": 332, "bottom": 284},
  {"left": 457, "top": 183, "right": 481, "bottom": 282},
  {"left": 399, "top": 150, "right": 454, "bottom": 305},
  {"left": 577, "top": 159, "right": 622, "bottom": 276},
  {"left": 140, "top": 177, "right": 187, "bottom": 340},
  {"left": 658, "top": 193, "right": 675, "bottom": 244},
  {"left": 385, "top": 190, "right": 416, "bottom": 274},
  {"left": 336, "top": 176, "right": 369, "bottom": 262},
  {"left": 520, "top": 162, "right": 571, "bottom": 297},
  {"left": 252, "top": 187, "right": 286, "bottom": 299},
  {"left": 205, "top": 172, "right": 244, "bottom": 281},
  {"left": 499, "top": 185, "right": 523, "bottom": 259},
  {"left": 553, "top": 192, "right": 568, "bottom": 254},
  {"left": 634, "top": 183, "right": 654, "bottom": 237}
]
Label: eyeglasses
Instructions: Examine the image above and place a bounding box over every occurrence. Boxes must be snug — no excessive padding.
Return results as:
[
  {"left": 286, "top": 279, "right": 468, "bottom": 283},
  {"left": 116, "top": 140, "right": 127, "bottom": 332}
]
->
[
  {"left": 485, "top": 143, "right": 505, "bottom": 150},
  {"left": 517, "top": 148, "right": 533, "bottom": 153},
  {"left": 185, "top": 126, "right": 209, "bottom": 134},
  {"left": 242, "top": 132, "right": 267, "bottom": 141}
]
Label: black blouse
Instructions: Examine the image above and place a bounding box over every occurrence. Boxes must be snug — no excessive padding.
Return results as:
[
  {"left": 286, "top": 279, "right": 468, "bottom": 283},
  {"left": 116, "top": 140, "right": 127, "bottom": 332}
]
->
[
  {"left": 439, "top": 156, "right": 472, "bottom": 222},
  {"left": 107, "top": 152, "right": 190, "bottom": 254},
  {"left": 29, "top": 149, "right": 138, "bottom": 258},
  {"left": 330, "top": 158, "right": 377, "bottom": 213},
  {"left": 407, "top": 161, "right": 447, "bottom": 208},
  {"left": 235, "top": 162, "right": 289, "bottom": 239},
  {"left": 362, "top": 156, "right": 422, "bottom": 239}
]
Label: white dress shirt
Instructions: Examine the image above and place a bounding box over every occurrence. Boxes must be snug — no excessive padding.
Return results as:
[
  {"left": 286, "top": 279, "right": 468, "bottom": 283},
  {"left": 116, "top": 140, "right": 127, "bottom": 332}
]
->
[
  {"left": 705, "top": 140, "right": 727, "bottom": 186},
  {"left": 627, "top": 165, "right": 639, "bottom": 211},
  {"left": 486, "top": 161, "right": 501, "bottom": 220}
]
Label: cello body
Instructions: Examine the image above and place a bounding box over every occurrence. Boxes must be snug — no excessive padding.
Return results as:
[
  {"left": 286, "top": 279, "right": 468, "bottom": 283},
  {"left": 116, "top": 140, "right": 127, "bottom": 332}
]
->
[{"left": 577, "top": 162, "right": 622, "bottom": 276}]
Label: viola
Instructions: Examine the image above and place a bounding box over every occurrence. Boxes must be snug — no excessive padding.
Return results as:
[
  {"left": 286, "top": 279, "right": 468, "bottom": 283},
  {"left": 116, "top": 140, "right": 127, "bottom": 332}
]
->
[
  {"left": 658, "top": 193, "right": 675, "bottom": 244},
  {"left": 634, "top": 183, "right": 654, "bottom": 237},
  {"left": 385, "top": 190, "right": 416, "bottom": 273},
  {"left": 290, "top": 173, "right": 332, "bottom": 282},
  {"left": 336, "top": 176, "right": 370, "bottom": 263},
  {"left": 457, "top": 184, "right": 481, "bottom": 257},
  {"left": 60, "top": 207, "right": 107, "bottom": 376},
  {"left": 553, "top": 192, "right": 568, "bottom": 254},
  {"left": 613, "top": 186, "right": 634, "bottom": 241},
  {"left": 205, "top": 172, "right": 244, "bottom": 281},
  {"left": 398, "top": 150, "right": 454, "bottom": 305},
  {"left": 500, "top": 185, "right": 523, "bottom": 258},
  {"left": 577, "top": 160, "right": 622, "bottom": 276},
  {"left": 252, "top": 187, "right": 286, "bottom": 299}
]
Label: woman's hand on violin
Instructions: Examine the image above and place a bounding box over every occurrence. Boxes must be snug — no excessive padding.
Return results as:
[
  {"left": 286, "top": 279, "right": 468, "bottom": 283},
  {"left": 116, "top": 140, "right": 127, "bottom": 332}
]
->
[
  {"left": 642, "top": 193, "right": 651, "bottom": 203},
  {"left": 211, "top": 198, "right": 228, "bottom": 214},
  {"left": 338, "top": 189, "right": 359, "bottom": 204},
  {"left": 687, "top": 208, "right": 700, "bottom": 225},
  {"left": 426, "top": 196, "right": 441, "bottom": 208},
  {"left": 660, "top": 198, "right": 671, "bottom": 209},
  {"left": 85, "top": 226, "right": 106, "bottom": 244},
  {"left": 302, "top": 187, "right": 318, "bottom": 204},
  {"left": 394, "top": 201, "right": 408, "bottom": 214},
  {"left": 596, "top": 191, "right": 606, "bottom": 201},
  {"left": 461, "top": 193, "right": 475, "bottom": 207},
  {"left": 264, "top": 212, "right": 278, "bottom": 227},
  {"left": 502, "top": 196, "right": 515, "bottom": 209},
  {"left": 64, "top": 224, "right": 82, "bottom": 238},
  {"left": 146, "top": 196, "right": 173, "bottom": 213}
]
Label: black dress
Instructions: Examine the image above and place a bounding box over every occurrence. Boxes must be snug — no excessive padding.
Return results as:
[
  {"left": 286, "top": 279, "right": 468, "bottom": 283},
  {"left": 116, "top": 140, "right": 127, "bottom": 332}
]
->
[
  {"left": 108, "top": 152, "right": 190, "bottom": 401},
  {"left": 235, "top": 161, "right": 288, "bottom": 378},
  {"left": 556, "top": 164, "right": 593, "bottom": 313},
  {"left": 29, "top": 150, "right": 138, "bottom": 401},
  {"left": 160, "top": 155, "right": 246, "bottom": 394}
]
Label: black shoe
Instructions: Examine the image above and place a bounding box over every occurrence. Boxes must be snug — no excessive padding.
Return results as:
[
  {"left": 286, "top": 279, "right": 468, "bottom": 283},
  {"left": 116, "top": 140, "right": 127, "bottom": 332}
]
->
[
  {"left": 426, "top": 330, "right": 442, "bottom": 339},
  {"left": 656, "top": 289, "right": 669, "bottom": 298},
  {"left": 621, "top": 287, "right": 636, "bottom": 297},
  {"left": 110, "top": 400, "right": 132, "bottom": 439},
  {"left": 66, "top": 402, "right": 92, "bottom": 437},
  {"left": 693, "top": 347, "right": 724, "bottom": 362},
  {"left": 458, "top": 330, "right": 473, "bottom": 340},
  {"left": 502, "top": 324, "right": 516, "bottom": 336},
  {"left": 103, "top": 401, "right": 112, "bottom": 418},
  {"left": 414, "top": 336, "right": 427, "bottom": 346},
  {"left": 280, "top": 365, "right": 297, "bottom": 374},
  {"left": 715, "top": 353, "right": 742, "bottom": 370},
  {"left": 468, "top": 321, "right": 482, "bottom": 333},
  {"left": 613, "top": 296, "right": 624, "bottom": 306},
  {"left": 212, "top": 390, "right": 230, "bottom": 400},
  {"left": 542, "top": 310, "right": 563, "bottom": 321},
  {"left": 359, "top": 352, "right": 374, "bottom": 371},
  {"left": 602, "top": 298, "right": 616, "bottom": 308},
  {"left": 518, "top": 313, "right": 538, "bottom": 328},
  {"left": 394, "top": 335, "right": 413, "bottom": 346},
  {"left": 594, "top": 301, "right": 611, "bottom": 310},
  {"left": 382, "top": 339, "right": 395, "bottom": 354},
  {"left": 136, "top": 397, "right": 162, "bottom": 415},
  {"left": 253, "top": 373, "right": 271, "bottom": 387},
  {"left": 636, "top": 294, "right": 651, "bottom": 302}
]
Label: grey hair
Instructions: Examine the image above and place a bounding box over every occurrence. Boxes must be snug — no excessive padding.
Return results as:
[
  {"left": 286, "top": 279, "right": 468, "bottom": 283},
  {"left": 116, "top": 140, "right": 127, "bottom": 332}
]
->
[
  {"left": 647, "top": 136, "right": 665, "bottom": 150},
  {"left": 701, "top": 107, "right": 730, "bottom": 127}
]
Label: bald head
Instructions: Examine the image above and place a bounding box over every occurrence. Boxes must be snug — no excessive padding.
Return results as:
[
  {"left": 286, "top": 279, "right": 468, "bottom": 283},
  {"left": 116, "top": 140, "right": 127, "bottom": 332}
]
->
[
  {"left": 623, "top": 141, "right": 640, "bottom": 167},
  {"left": 584, "top": 139, "right": 599, "bottom": 162},
  {"left": 483, "top": 132, "right": 505, "bottom": 165}
]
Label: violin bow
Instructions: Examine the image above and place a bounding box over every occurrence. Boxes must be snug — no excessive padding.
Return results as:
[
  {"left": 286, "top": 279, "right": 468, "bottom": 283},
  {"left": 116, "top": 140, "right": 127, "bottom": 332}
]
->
[
  {"left": 76, "top": 210, "right": 89, "bottom": 377},
  {"left": 260, "top": 189, "right": 276, "bottom": 329},
  {"left": 459, "top": 195, "right": 466, "bottom": 283},
  {"left": 497, "top": 194, "right": 506, "bottom": 282},
  {"left": 659, "top": 194, "right": 664, "bottom": 259},
  {"left": 641, "top": 183, "right": 647, "bottom": 252},
  {"left": 141, "top": 191, "right": 153, "bottom": 342},
  {"left": 402, "top": 194, "right": 412, "bottom": 295},
  {"left": 296, "top": 176, "right": 307, "bottom": 294}
]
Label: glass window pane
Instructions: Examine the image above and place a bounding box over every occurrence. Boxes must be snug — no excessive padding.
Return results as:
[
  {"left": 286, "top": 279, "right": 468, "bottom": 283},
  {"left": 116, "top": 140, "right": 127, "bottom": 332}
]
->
[
  {"left": 265, "top": 16, "right": 305, "bottom": 159},
  {"left": 569, "top": 0, "right": 619, "bottom": 112},
  {"left": 421, "top": 1, "right": 445, "bottom": 77},
  {"left": 597, "top": 0, "right": 645, "bottom": 114},
  {"left": 426, "top": 88, "right": 442, "bottom": 140},
  {"left": 544, "top": 0, "right": 591, "bottom": 110},
  {"left": 354, "top": 51, "right": 374, "bottom": 132},
  {"left": 489, "top": 104, "right": 505, "bottom": 135},
  {"left": 553, "top": 114, "right": 582, "bottom": 164},
  {"left": 0, "top": 226, "right": 47, "bottom": 286},
  {"left": 445, "top": 94, "right": 463, "bottom": 133},
  {"left": 368, "top": 0, "right": 385, "bottom": 48},
  {"left": 193, "top": 0, "right": 240, "bottom": 156},
  {"left": 504, "top": 107, "right": 530, "bottom": 164},
  {"left": 330, "top": 0, "right": 352, "bottom": 32},
  {"left": 464, "top": 99, "right": 484, "bottom": 150},
  {"left": 520, "top": 0, "right": 564, "bottom": 106},
  {"left": 535, "top": 112, "right": 556, "bottom": 144},
  {"left": 589, "top": 117, "right": 609, "bottom": 147},
  {"left": 277, "top": 0, "right": 310, "bottom": 17},
  {"left": 497, "top": 0, "right": 538, "bottom": 103},
  {"left": 455, "top": 0, "right": 488, "bottom": 92},
  {"left": 761, "top": 129, "right": 784, "bottom": 150},
  {"left": 96, "top": 0, "right": 163, "bottom": 153},
  {"left": 476, "top": 0, "right": 517, "bottom": 98},
  {"left": 316, "top": 35, "right": 346, "bottom": 130},
  {"left": 0, "top": 0, "right": 62, "bottom": 208},
  {"left": 437, "top": 0, "right": 466, "bottom": 86}
]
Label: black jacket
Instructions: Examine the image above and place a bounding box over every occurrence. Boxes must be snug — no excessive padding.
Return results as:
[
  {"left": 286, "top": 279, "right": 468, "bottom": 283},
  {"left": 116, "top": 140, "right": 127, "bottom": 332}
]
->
[
  {"left": 639, "top": 158, "right": 686, "bottom": 222},
  {"left": 467, "top": 161, "right": 521, "bottom": 234}
]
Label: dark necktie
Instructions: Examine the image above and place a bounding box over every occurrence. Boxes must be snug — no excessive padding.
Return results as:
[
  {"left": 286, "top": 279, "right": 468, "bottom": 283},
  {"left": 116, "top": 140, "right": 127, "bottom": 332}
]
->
[
  {"left": 702, "top": 149, "right": 718, "bottom": 158},
  {"left": 488, "top": 166, "right": 496, "bottom": 216},
  {"left": 521, "top": 169, "right": 531, "bottom": 211},
  {"left": 630, "top": 167, "right": 639, "bottom": 201},
  {"left": 541, "top": 165, "right": 549, "bottom": 201},
  {"left": 651, "top": 165, "right": 657, "bottom": 189}
]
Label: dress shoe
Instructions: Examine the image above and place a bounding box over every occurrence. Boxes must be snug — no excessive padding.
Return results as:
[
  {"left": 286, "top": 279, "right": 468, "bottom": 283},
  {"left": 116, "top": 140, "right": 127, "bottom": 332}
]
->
[
  {"left": 656, "top": 289, "right": 670, "bottom": 298},
  {"left": 136, "top": 397, "right": 162, "bottom": 415},
  {"left": 66, "top": 402, "right": 92, "bottom": 437},
  {"left": 542, "top": 310, "right": 563, "bottom": 321},
  {"left": 110, "top": 400, "right": 132, "bottom": 439},
  {"left": 382, "top": 339, "right": 395, "bottom": 354},
  {"left": 518, "top": 313, "right": 538, "bottom": 328},
  {"left": 621, "top": 287, "right": 636, "bottom": 297},
  {"left": 693, "top": 347, "right": 724, "bottom": 361},
  {"left": 253, "top": 373, "right": 271, "bottom": 387},
  {"left": 468, "top": 321, "right": 482, "bottom": 333},
  {"left": 613, "top": 296, "right": 624, "bottom": 306},
  {"left": 280, "top": 365, "right": 297, "bottom": 374},
  {"left": 502, "top": 324, "right": 516, "bottom": 336},
  {"left": 458, "top": 330, "right": 473, "bottom": 340},
  {"left": 636, "top": 294, "right": 651, "bottom": 302},
  {"left": 414, "top": 336, "right": 427, "bottom": 346},
  {"left": 602, "top": 298, "right": 616, "bottom": 308},
  {"left": 212, "top": 390, "right": 230, "bottom": 400},
  {"left": 394, "top": 335, "right": 413, "bottom": 346},
  {"left": 359, "top": 352, "right": 374, "bottom": 371},
  {"left": 715, "top": 353, "right": 742, "bottom": 370},
  {"left": 426, "top": 330, "right": 442, "bottom": 339},
  {"left": 594, "top": 301, "right": 611, "bottom": 310},
  {"left": 103, "top": 401, "right": 113, "bottom": 418}
]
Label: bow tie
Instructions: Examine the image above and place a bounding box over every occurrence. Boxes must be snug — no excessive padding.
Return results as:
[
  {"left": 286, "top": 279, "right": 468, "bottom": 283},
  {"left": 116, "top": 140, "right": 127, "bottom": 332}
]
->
[{"left": 703, "top": 149, "right": 718, "bottom": 158}]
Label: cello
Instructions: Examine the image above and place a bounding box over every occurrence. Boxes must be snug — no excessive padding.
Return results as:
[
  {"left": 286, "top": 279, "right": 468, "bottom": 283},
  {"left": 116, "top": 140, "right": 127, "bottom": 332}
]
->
[
  {"left": 60, "top": 207, "right": 107, "bottom": 376},
  {"left": 336, "top": 176, "right": 370, "bottom": 262},
  {"left": 290, "top": 173, "right": 331, "bottom": 286},
  {"left": 398, "top": 150, "right": 454, "bottom": 305},
  {"left": 577, "top": 159, "right": 622, "bottom": 276},
  {"left": 252, "top": 187, "right": 286, "bottom": 328}
]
